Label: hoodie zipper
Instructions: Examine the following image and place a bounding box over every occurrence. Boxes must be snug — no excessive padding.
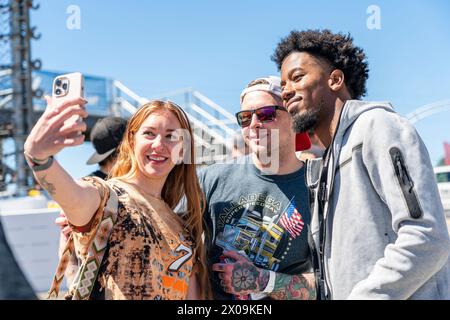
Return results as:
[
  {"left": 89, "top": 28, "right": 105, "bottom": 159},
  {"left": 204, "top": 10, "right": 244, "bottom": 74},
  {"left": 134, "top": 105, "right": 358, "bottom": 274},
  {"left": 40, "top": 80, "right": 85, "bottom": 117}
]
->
[
  {"left": 317, "top": 145, "right": 335, "bottom": 300},
  {"left": 389, "top": 147, "right": 423, "bottom": 219},
  {"left": 317, "top": 112, "right": 346, "bottom": 300},
  {"left": 319, "top": 180, "right": 331, "bottom": 299}
]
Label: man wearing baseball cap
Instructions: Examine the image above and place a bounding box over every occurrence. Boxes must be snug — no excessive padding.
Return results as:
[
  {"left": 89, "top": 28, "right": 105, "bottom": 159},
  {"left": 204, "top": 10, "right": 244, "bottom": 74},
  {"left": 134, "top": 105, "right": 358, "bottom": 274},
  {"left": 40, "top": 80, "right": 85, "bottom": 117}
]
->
[
  {"left": 86, "top": 116, "right": 127, "bottom": 180},
  {"left": 201, "top": 76, "right": 316, "bottom": 300}
]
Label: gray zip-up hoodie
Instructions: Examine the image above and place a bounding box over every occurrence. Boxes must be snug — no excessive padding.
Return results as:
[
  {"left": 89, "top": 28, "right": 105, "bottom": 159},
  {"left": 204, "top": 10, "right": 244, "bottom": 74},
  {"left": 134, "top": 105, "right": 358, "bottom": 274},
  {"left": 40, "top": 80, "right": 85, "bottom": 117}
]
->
[{"left": 308, "top": 100, "right": 450, "bottom": 299}]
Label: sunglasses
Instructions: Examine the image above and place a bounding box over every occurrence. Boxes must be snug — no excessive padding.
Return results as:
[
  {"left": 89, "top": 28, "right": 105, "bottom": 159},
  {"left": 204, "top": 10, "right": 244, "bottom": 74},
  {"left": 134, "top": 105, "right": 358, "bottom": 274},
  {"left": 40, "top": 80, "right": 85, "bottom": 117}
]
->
[{"left": 235, "top": 105, "right": 288, "bottom": 128}]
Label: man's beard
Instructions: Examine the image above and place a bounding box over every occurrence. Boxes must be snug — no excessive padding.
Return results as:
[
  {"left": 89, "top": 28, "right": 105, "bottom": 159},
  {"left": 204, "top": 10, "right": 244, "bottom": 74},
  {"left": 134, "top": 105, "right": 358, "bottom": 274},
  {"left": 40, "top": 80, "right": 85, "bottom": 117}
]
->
[{"left": 290, "top": 100, "right": 323, "bottom": 133}]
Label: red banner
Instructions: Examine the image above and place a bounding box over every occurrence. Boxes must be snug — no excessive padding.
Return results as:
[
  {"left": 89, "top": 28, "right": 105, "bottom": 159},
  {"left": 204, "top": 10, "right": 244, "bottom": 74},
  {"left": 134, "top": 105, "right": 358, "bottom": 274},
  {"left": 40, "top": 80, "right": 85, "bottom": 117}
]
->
[{"left": 445, "top": 142, "right": 450, "bottom": 165}]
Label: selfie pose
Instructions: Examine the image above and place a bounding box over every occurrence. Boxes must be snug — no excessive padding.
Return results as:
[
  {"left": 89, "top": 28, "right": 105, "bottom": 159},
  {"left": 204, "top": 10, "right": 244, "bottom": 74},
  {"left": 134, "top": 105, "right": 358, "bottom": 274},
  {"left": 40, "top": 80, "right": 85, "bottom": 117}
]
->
[{"left": 24, "top": 93, "right": 210, "bottom": 299}]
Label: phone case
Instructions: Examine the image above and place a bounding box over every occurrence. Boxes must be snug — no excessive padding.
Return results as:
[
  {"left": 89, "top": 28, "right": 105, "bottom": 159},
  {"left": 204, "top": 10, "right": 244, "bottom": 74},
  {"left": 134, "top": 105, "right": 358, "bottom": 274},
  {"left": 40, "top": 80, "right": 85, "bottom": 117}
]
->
[{"left": 51, "top": 72, "right": 85, "bottom": 127}]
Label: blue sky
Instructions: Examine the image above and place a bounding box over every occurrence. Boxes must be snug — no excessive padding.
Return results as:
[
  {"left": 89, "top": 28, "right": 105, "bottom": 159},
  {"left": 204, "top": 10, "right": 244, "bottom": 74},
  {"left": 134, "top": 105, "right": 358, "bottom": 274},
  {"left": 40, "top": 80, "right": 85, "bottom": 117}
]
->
[{"left": 22, "top": 0, "right": 450, "bottom": 178}]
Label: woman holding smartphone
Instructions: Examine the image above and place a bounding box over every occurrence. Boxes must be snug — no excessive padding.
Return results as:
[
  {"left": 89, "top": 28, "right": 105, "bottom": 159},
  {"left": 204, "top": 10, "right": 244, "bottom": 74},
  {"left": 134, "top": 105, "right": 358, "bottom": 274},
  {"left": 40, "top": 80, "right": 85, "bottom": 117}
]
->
[{"left": 24, "top": 96, "right": 210, "bottom": 300}]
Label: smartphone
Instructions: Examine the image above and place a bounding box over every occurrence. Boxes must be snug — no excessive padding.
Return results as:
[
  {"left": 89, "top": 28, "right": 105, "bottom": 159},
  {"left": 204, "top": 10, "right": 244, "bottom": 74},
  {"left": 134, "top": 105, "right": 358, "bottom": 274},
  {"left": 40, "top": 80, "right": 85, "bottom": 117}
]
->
[{"left": 51, "top": 72, "right": 85, "bottom": 128}]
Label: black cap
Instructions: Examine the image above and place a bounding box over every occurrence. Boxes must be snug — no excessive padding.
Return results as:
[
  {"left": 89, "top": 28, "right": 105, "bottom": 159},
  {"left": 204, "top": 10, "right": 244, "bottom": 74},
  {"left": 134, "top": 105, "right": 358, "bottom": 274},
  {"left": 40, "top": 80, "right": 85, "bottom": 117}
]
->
[{"left": 86, "top": 117, "right": 127, "bottom": 165}]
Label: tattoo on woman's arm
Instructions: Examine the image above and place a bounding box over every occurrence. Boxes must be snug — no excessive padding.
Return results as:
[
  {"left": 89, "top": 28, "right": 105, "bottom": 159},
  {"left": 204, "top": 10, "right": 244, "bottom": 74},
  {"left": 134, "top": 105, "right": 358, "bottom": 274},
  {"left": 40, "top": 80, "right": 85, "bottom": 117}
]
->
[
  {"left": 39, "top": 175, "right": 56, "bottom": 196},
  {"left": 270, "top": 274, "right": 316, "bottom": 300}
]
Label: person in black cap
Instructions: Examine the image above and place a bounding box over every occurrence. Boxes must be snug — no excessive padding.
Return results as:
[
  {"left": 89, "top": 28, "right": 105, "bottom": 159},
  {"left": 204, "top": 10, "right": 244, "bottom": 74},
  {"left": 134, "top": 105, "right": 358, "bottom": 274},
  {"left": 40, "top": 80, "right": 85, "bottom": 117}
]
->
[
  {"left": 86, "top": 116, "right": 127, "bottom": 180},
  {"left": 55, "top": 116, "right": 127, "bottom": 288},
  {"left": 57, "top": 116, "right": 127, "bottom": 239}
]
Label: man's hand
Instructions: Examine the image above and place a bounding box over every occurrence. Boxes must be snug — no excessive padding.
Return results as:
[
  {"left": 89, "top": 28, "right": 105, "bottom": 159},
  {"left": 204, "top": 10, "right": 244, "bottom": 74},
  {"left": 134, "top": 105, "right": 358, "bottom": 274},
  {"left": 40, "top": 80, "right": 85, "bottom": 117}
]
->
[
  {"left": 55, "top": 212, "right": 72, "bottom": 241},
  {"left": 212, "top": 250, "right": 269, "bottom": 296}
]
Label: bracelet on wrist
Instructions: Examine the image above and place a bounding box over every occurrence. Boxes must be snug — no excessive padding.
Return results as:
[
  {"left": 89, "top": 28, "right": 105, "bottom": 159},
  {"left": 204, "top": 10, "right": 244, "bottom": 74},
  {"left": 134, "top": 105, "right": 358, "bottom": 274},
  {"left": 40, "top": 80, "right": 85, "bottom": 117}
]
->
[
  {"left": 24, "top": 152, "right": 54, "bottom": 172},
  {"left": 262, "top": 270, "right": 276, "bottom": 294}
]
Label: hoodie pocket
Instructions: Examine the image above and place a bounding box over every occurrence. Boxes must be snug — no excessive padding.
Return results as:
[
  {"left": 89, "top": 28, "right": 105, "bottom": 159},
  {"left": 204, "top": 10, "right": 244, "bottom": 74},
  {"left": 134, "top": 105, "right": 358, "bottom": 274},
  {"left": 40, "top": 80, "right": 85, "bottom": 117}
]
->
[{"left": 389, "top": 147, "right": 423, "bottom": 219}]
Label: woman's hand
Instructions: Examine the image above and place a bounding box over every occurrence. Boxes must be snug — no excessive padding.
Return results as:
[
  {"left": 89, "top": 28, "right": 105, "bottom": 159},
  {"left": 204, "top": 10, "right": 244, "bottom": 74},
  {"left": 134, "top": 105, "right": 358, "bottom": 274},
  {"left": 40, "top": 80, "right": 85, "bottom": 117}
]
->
[{"left": 24, "top": 96, "right": 88, "bottom": 160}]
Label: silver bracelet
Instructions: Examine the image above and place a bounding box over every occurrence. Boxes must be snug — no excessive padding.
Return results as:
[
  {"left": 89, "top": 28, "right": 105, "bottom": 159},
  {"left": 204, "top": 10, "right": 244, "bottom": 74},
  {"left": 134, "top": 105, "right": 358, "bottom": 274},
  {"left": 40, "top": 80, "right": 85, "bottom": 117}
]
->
[{"left": 262, "top": 270, "right": 276, "bottom": 294}]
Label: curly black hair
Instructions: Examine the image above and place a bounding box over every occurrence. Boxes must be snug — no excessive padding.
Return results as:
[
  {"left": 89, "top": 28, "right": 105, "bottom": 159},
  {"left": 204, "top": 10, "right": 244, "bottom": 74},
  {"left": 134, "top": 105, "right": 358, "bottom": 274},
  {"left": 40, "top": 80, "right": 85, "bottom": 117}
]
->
[{"left": 272, "top": 29, "right": 369, "bottom": 99}]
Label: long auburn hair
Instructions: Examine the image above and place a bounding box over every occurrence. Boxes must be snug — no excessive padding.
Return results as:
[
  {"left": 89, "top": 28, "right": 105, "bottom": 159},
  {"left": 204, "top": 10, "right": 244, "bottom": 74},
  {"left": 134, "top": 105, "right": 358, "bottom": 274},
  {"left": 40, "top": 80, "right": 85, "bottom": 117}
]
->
[{"left": 110, "top": 100, "right": 211, "bottom": 299}]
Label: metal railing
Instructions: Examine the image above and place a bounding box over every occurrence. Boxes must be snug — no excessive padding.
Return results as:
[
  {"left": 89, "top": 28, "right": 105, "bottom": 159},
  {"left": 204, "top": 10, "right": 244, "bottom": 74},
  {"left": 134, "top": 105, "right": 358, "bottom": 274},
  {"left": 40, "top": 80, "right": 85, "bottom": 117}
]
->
[
  {"left": 111, "top": 81, "right": 239, "bottom": 163},
  {"left": 406, "top": 99, "right": 450, "bottom": 124}
]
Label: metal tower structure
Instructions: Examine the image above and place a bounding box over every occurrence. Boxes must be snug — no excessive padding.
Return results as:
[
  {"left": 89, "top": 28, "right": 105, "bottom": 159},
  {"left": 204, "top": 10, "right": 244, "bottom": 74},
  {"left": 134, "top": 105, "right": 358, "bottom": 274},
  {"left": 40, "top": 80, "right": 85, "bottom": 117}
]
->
[
  {"left": 0, "top": 0, "right": 41, "bottom": 195},
  {"left": 0, "top": 1, "right": 238, "bottom": 195}
]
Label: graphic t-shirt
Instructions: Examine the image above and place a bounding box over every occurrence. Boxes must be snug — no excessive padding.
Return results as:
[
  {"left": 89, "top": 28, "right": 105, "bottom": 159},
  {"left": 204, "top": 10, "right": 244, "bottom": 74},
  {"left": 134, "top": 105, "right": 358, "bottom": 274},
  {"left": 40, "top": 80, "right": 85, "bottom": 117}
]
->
[{"left": 199, "top": 158, "right": 312, "bottom": 299}]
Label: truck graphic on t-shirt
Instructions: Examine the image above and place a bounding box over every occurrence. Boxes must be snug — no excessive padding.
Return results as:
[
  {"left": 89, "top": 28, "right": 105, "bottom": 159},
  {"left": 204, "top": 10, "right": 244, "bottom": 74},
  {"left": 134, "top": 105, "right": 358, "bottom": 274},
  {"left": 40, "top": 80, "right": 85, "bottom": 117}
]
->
[{"left": 216, "top": 207, "right": 284, "bottom": 270}]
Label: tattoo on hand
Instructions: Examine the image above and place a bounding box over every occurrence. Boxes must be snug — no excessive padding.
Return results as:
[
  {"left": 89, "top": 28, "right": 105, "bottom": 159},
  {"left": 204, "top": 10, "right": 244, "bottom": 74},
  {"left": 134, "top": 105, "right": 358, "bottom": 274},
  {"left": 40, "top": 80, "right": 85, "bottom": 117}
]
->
[
  {"left": 231, "top": 262, "right": 259, "bottom": 293},
  {"left": 257, "top": 269, "right": 270, "bottom": 291},
  {"left": 272, "top": 274, "right": 316, "bottom": 300},
  {"left": 39, "top": 175, "right": 56, "bottom": 196},
  {"left": 270, "top": 290, "right": 287, "bottom": 300}
]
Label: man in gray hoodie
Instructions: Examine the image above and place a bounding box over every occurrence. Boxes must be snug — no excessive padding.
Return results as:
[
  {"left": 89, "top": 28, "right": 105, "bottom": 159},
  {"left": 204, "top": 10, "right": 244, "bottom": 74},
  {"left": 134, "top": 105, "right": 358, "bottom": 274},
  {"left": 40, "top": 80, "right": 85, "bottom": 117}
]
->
[{"left": 273, "top": 29, "right": 450, "bottom": 299}]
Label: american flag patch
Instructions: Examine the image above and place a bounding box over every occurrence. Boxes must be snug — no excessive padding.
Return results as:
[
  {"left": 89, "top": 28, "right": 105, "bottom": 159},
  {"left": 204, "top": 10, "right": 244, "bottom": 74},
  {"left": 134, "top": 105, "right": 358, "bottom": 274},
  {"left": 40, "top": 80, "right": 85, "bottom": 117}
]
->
[{"left": 279, "top": 202, "right": 304, "bottom": 238}]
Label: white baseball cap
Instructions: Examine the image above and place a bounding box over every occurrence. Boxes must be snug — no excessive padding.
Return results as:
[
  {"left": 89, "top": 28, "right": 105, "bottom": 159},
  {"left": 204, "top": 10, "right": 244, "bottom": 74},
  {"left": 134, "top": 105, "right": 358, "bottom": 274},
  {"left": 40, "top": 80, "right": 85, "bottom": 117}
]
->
[{"left": 240, "top": 76, "right": 282, "bottom": 104}]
